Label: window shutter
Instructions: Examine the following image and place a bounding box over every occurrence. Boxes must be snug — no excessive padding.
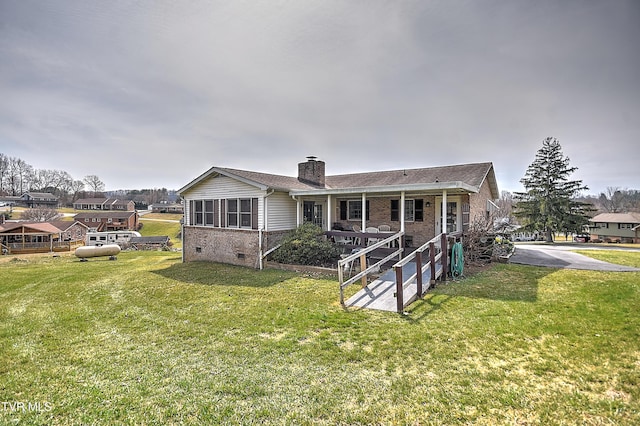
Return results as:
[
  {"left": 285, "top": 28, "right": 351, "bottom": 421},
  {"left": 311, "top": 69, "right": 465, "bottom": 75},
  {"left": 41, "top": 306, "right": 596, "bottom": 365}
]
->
[
  {"left": 366, "top": 200, "right": 370, "bottom": 220},
  {"left": 340, "top": 201, "right": 347, "bottom": 220},
  {"left": 252, "top": 198, "right": 259, "bottom": 230},
  {"left": 390, "top": 200, "right": 399, "bottom": 221},
  {"left": 220, "top": 200, "right": 226, "bottom": 227},
  {"left": 213, "top": 199, "right": 219, "bottom": 227},
  {"left": 415, "top": 199, "right": 424, "bottom": 222}
]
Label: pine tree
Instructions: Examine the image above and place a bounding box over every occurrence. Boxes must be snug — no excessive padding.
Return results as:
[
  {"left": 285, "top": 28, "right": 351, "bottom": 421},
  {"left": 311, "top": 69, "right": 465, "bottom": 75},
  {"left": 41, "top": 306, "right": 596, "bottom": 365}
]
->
[{"left": 514, "top": 137, "right": 591, "bottom": 242}]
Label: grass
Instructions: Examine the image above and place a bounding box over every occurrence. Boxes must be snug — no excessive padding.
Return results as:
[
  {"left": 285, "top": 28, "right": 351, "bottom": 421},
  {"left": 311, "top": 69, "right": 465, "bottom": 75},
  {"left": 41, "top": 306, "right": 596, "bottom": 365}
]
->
[
  {"left": 139, "top": 217, "right": 182, "bottom": 248},
  {"left": 1, "top": 252, "right": 639, "bottom": 424},
  {"left": 575, "top": 249, "right": 640, "bottom": 268}
]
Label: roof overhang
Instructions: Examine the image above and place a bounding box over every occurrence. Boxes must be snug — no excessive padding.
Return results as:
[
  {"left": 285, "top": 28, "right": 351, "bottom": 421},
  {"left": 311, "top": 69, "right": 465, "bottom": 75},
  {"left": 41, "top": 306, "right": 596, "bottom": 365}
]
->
[{"left": 289, "top": 181, "right": 479, "bottom": 197}]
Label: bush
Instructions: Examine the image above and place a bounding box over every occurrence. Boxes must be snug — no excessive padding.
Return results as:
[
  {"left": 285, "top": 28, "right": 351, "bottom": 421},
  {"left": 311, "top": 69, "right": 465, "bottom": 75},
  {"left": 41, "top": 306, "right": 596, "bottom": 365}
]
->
[{"left": 271, "top": 223, "right": 341, "bottom": 267}]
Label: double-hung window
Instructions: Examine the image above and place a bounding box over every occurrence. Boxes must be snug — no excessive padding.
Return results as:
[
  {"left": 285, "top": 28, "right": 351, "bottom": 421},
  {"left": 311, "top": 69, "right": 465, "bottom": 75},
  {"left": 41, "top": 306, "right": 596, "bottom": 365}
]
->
[
  {"left": 348, "top": 200, "right": 362, "bottom": 221},
  {"left": 205, "top": 200, "right": 214, "bottom": 226},
  {"left": 226, "top": 198, "right": 253, "bottom": 228},
  {"left": 390, "top": 199, "right": 423, "bottom": 222},
  {"left": 227, "top": 199, "right": 238, "bottom": 227},
  {"left": 240, "top": 199, "right": 252, "bottom": 228}
]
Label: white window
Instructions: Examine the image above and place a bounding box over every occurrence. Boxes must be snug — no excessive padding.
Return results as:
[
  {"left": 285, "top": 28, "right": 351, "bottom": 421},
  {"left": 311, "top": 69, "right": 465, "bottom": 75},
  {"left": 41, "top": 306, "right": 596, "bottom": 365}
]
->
[
  {"left": 405, "top": 200, "right": 415, "bottom": 222},
  {"left": 227, "top": 199, "right": 238, "bottom": 227},
  {"left": 348, "top": 200, "right": 362, "bottom": 220}
]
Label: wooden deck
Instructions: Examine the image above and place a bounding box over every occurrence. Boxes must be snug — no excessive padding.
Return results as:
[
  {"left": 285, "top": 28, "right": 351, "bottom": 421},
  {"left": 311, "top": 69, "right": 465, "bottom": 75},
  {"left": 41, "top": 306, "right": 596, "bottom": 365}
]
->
[{"left": 344, "top": 261, "right": 443, "bottom": 312}]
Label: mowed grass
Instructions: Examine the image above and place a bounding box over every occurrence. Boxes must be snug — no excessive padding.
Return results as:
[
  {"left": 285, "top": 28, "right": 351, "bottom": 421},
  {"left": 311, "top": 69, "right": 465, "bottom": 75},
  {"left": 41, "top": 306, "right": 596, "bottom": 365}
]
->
[
  {"left": 1, "top": 252, "right": 639, "bottom": 425},
  {"left": 576, "top": 249, "right": 640, "bottom": 268},
  {"left": 139, "top": 218, "right": 182, "bottom": 248}
]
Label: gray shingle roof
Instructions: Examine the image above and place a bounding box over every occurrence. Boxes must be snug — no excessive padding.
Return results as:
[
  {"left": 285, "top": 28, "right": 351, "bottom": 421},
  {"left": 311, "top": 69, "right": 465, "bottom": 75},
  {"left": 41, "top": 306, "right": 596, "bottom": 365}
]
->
[{"left": 180, "top": 162, "right": 498, "bottom": 197}]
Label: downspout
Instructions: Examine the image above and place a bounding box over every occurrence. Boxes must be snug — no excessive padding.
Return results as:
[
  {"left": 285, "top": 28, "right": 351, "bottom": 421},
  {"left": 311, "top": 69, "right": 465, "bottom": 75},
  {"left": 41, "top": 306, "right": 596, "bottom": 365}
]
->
[{"left": 259, "top": 190, "right": 275, "bottom": 270}]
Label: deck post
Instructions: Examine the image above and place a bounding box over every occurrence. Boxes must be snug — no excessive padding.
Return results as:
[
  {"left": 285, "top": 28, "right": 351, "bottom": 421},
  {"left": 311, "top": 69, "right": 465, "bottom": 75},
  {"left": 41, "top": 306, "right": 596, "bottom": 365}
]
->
[
  {"left": 441, "top": 233, "right": 448, "bottom": 282},
  {"left": 360, "top": 253, "right": 367, "bottom": 287},
  {"left": 415, "top": 250, "right": 423, "bottom": 297},
  {"left": 429, "top": 242, "right": 436, "bottom": 284},
  {"left": 395, "top": 266, "right": 404, "bottom": 313}
]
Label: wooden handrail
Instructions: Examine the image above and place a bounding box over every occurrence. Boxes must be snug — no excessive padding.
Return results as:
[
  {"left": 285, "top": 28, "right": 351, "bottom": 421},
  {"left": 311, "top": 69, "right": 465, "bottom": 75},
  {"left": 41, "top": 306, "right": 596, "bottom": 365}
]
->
[
  {"left": 338, "top": 231, "right": 404, "bottom": 305},
  {"left": 392, "top": 232, "right": 463, "bottom": 312}
]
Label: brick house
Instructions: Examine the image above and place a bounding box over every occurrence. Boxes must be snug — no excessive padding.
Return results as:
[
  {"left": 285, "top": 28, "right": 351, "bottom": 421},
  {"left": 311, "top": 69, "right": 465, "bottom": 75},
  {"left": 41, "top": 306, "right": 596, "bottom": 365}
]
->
[
  {"left": 178, "top": 158, "right": 499, "bottom": 269},
  {"left": 73, "top": 211, "right": 139, "bottom": 232}
]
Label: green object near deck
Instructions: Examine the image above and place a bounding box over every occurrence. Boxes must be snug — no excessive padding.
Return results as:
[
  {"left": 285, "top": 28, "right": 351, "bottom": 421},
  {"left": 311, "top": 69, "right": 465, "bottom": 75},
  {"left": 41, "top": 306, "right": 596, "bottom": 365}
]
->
[{"left": 450, "top": 241, "right": 464, "bottom": 278}]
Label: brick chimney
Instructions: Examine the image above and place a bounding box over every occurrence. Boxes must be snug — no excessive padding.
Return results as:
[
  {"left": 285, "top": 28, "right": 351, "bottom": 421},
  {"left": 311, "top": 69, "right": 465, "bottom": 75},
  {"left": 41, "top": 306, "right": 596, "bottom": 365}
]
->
[{"left": 298, "top": 156, "right": 325, "bottom": 186}]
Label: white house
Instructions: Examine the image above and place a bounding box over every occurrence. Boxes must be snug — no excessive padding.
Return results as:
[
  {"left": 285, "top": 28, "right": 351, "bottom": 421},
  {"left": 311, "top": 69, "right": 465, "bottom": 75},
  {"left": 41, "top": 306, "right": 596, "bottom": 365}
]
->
[{"left": 177, "top": 157, "right": 499, "bottom": 268}]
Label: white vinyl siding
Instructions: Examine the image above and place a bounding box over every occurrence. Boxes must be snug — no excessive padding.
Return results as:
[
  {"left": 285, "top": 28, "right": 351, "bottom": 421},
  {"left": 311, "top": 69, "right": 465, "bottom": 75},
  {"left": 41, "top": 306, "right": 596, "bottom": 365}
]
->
[
  {"left": 266, "top": 191, "right": 298, "bottom": 231},
  {"left": 183, "top": 176, "right": 264, "bottom": 228}
]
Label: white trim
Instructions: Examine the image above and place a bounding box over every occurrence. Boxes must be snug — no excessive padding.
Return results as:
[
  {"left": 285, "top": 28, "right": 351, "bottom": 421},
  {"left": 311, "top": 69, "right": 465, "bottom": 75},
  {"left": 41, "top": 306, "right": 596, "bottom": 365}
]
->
[{"left": 290, "top": 181, "right": 478, "bottom": 197}]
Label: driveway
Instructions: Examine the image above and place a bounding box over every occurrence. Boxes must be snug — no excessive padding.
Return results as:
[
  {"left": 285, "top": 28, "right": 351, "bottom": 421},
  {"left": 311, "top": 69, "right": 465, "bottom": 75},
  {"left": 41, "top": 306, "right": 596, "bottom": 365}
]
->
[{"left": 508, "top": 244, "right": 640, "bottom": 272}]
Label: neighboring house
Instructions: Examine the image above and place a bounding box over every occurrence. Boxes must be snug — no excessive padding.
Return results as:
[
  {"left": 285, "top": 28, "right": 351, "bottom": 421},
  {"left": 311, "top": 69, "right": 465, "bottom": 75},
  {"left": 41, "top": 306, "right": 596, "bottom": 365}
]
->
[
  {"left": 178, "top": 157, "right": 499, "bottom": 268},
  {"left": 0, "top": 220, "right": 88, "bottom": 254},
  {"left": 73, "top": 211, "right": 139, "bottom": 232},
  {"left": 0, "top": 195, "right": 20, "bottom": 206},
  {"left": 150, "top": 202, "right": 184, "bottom": 214},
  {"left": 73, "top": 197, "right": 135, "bottom": 211},
  {"left": 20, "top": 192, "right": 59, "bottom": 208},
  {"left": 588, "top": 212, "right": 640, "bottom": 243}
]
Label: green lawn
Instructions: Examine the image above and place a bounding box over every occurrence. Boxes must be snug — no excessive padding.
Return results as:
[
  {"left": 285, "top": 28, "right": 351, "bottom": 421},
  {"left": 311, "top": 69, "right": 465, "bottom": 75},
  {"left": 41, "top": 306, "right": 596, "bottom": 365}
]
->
[
  {"left": 1, "top": 252, "right": 639, "bottom": 424},
  {"left": 139, "top": 218, "right": 182, "bottom": 248}
]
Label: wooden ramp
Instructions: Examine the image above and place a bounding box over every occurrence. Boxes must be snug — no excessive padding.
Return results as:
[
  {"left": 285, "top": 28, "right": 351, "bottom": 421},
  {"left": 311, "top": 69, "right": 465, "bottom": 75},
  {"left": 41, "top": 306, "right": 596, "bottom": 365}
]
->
[{"left": 344, "top": 262, "right": 443, "bottom": 312}]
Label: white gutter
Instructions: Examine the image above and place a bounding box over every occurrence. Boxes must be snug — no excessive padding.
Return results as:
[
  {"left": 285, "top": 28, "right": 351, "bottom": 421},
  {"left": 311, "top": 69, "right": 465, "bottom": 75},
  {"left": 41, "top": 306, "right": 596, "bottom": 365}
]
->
[{"left": 289, "top": 181, "right": 478, "bottom": 197}]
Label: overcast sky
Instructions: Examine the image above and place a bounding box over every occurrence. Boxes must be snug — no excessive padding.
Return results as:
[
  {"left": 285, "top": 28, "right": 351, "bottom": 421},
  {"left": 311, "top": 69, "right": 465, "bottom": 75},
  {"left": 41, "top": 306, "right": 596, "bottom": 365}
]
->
[{"left": 1, "top": 0, "right": 638, "bottom": 195}]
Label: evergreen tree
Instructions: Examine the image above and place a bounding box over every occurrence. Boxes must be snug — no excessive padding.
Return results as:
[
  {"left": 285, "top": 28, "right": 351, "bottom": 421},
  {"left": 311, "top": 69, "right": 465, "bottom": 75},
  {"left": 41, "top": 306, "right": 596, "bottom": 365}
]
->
[{"left": 514, "top": 137, "right": 591, "bottom": 242}]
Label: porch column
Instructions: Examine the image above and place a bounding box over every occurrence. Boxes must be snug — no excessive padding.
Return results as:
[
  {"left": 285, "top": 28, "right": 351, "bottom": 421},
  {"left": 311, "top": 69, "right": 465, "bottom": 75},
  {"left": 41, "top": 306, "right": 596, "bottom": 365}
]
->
[
  {"left": 327, "top": 195, "right": 332, "bottom": 231},
  {"left": 442, "top": 190, "right": 447, "bottom": 234},
  {"left": 400, "top": 191, "right": 406, "bottom": 232},
  {"left": 296, "top": 197, "right": 301, "bottom": 227},
  {"left": 361, "top": 193, "right": 366, "bottom": 231}
]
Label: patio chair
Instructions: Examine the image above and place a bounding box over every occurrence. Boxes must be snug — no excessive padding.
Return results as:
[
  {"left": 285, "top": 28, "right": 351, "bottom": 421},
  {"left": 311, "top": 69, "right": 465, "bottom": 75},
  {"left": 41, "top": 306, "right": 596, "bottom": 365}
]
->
[
  {"left": 378, "top": 224, "right": 391, "bottom": 232},
  {"left": 365, "top": 227, "right": 380, "bottom": 245},
  {"left": 351, "top": 225, "right": 362, "bottom": 245}
]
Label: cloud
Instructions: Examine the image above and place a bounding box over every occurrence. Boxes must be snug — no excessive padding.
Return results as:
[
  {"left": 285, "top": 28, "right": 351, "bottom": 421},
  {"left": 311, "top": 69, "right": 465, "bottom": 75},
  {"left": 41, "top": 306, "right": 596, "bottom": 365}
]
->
[{"left": 0, "top": 0, "right": 638, "bottom": 193}]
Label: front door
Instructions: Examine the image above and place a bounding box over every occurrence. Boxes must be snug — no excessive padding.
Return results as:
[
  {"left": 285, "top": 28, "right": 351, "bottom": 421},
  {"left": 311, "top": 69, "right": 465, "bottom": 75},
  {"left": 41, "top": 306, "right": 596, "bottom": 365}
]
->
[
  {"left": 303, "top": 201, "right": 324, "bottom": 228},
  {"left": 435, "top": 197, "right": 461, "bottom": 234}
]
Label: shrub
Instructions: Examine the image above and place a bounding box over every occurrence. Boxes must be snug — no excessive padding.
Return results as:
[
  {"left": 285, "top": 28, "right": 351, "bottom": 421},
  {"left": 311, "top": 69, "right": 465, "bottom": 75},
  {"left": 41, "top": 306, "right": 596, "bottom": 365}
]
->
[{"left": 271, "top": 223, "right": 341, "bottom": 267}]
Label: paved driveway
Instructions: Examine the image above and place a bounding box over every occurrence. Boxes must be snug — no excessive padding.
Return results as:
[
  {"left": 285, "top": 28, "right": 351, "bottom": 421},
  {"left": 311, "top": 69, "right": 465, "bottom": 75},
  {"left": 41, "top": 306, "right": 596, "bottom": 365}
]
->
[{"left": 508, "top": 244, "right": 640, "bottom": 272}]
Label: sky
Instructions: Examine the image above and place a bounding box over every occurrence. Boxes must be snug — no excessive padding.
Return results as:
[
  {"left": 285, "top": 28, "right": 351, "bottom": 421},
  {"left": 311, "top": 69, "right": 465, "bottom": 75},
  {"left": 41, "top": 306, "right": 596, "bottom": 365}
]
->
[{"left": 1, "top": 0, "right": 639, "bottom": 195}]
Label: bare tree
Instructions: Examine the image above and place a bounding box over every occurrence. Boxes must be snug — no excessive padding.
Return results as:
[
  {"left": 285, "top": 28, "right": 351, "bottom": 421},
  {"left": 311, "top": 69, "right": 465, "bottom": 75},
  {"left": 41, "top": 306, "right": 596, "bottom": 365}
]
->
[
  {"left": 8, "top": 157, "right": 33, "bottom": 195},
  {"left": 599, "top": 187, "right": 625, "bottom": 213},
  {"left": 0, "top": 153, "right": 9, "bottom": 194},
  {"left": 20, "top": 207, "right": 62, "bottom": 222},
  {"left": 83, "top": 175, "right": 105, "bottom": 196},
  {"left": 70, "top": 180, "right": 85, "bottom": 202}
]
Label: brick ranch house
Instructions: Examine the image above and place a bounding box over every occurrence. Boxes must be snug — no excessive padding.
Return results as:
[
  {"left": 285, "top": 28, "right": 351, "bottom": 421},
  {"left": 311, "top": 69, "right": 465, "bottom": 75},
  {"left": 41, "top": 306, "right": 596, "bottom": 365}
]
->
[
  {"left": 73, "top": 211, "right": 139, "bottom": 232},
  {"left": 178, "top": 158, "right": 499, "bottom": 269}
]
